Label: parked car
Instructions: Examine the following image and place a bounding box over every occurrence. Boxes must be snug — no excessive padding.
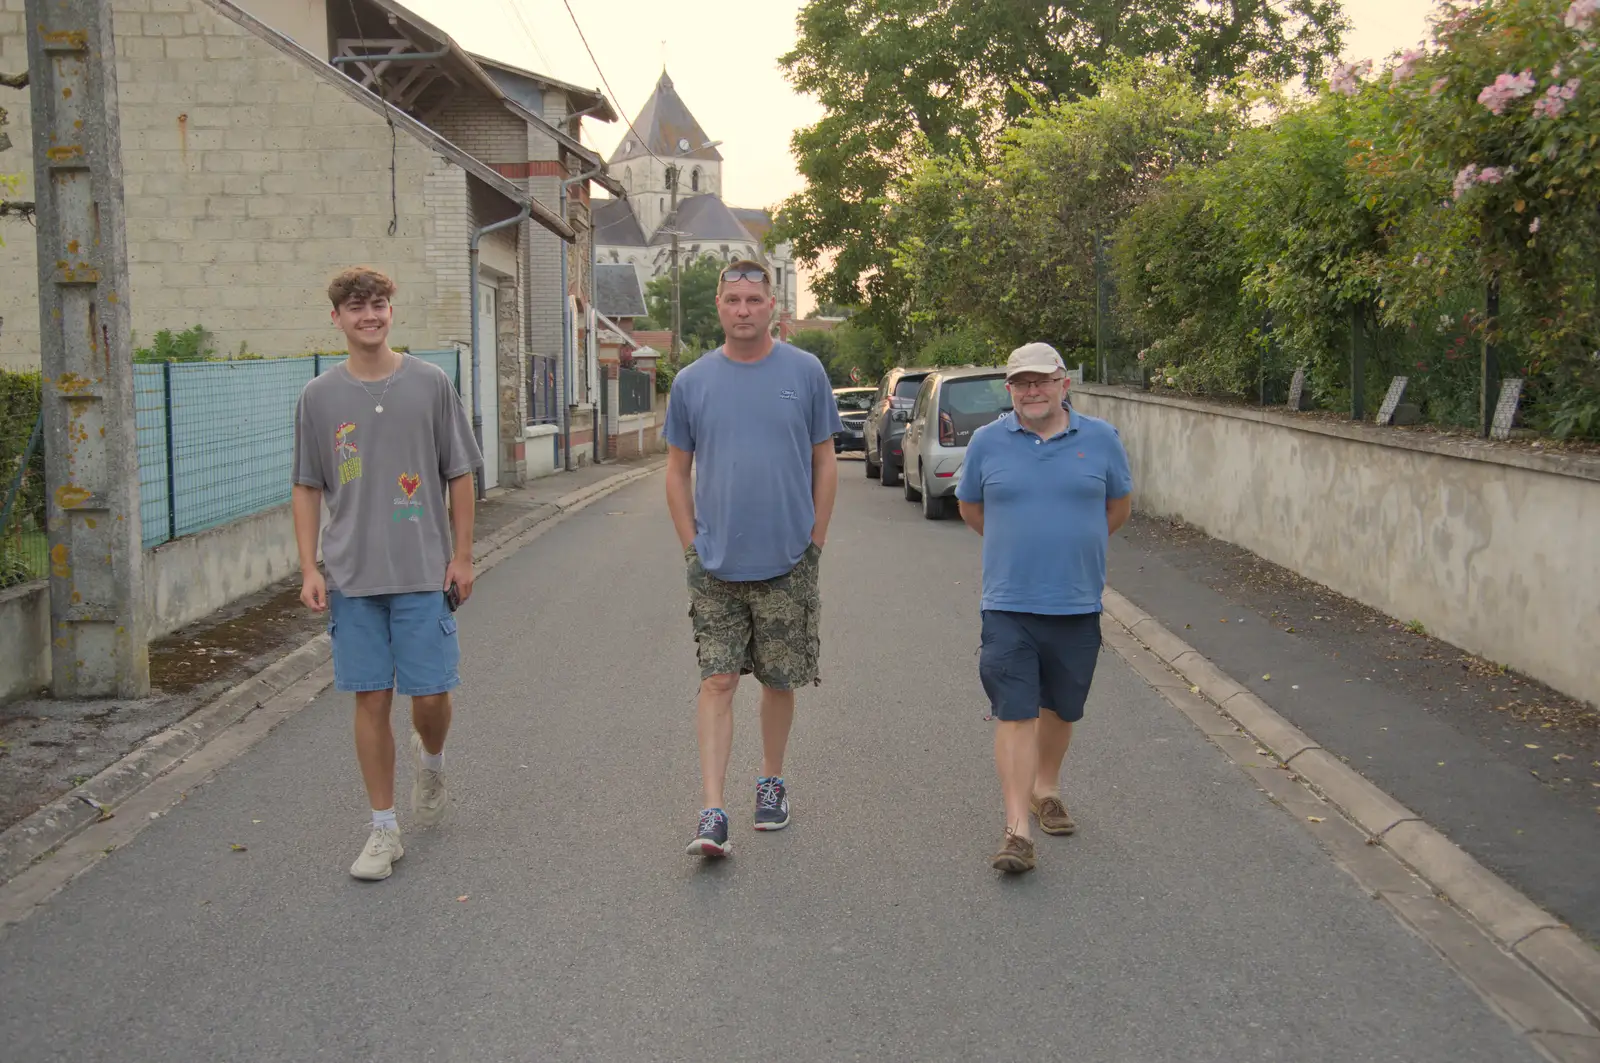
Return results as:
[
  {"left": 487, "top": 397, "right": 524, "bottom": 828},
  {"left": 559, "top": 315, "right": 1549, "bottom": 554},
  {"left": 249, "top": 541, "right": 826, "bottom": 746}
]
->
[
  {"left": 863, "top": 366, "right": 935, "bottom": 486},
  {"left": 899, "top": 366, "right": 1012, "bottom": 520},
  {"left": 832, "top": 386, "right": 875, "bottom": 452}
]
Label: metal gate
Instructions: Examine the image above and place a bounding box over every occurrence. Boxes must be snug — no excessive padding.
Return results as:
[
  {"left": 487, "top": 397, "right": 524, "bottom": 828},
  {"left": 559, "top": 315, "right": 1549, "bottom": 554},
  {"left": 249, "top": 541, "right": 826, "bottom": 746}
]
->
[{"left": 596, "top": 365, "right": 610, "bottom": 463}]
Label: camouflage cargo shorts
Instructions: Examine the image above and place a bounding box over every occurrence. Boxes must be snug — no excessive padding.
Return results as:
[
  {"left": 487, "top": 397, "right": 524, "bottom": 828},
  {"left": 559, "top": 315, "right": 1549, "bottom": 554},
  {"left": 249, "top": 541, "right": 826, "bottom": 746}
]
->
[{"left": 686, "top": 542, "right": 822, "bottom": 689}]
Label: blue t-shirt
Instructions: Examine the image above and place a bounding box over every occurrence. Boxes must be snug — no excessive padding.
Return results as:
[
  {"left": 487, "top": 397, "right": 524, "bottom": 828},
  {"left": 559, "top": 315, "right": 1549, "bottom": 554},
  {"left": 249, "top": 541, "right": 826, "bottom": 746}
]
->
[
  {"left": 664, "top": 342, "right": 844, "bottom": 581},
  {"left": 955, "top": 410, "right": 1133, "bottom": 615}
]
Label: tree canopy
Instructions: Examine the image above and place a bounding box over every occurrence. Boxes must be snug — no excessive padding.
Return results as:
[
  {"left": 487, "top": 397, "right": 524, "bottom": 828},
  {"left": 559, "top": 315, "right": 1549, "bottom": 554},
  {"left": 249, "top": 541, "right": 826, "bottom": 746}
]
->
[
  {"left": 643, "top": 255, "right": 725, "bottom": 352},
  {"left": 773, "top": 0, "right": 1348, "bottom": 345}
]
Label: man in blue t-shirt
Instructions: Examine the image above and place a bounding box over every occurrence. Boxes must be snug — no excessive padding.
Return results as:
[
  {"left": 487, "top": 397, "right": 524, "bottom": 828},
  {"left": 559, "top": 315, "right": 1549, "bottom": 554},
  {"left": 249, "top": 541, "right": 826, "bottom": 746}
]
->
[
  {"left": 663, "top": 259, "right": 844, "bottom": 859},
  {"left": 956, "top": 342, "right": 1133, "bottom": 874}
]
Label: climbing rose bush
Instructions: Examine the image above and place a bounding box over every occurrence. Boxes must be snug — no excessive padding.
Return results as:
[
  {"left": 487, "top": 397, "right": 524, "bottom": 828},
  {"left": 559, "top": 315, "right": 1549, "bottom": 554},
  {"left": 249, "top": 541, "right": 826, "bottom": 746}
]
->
[{"left": 1359, "top": 0, "right": 1600, "bottom": 435}]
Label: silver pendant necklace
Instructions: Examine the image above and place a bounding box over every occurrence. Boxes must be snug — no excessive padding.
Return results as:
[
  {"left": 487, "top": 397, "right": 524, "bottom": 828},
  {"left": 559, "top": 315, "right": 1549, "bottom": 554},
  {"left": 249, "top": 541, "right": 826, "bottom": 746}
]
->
[{"left": 351, "top": 354, "right": 401, "bottom": 413}]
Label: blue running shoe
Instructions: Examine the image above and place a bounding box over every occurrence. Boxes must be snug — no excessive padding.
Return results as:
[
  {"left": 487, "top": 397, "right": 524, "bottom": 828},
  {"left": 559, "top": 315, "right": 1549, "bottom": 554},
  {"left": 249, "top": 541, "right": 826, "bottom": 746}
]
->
[
  {"left": 754, "top": 777, "right": 790, "bottom": 831},
  {"left": 686, "top": 808, "right": 731, "bottom": 857}
]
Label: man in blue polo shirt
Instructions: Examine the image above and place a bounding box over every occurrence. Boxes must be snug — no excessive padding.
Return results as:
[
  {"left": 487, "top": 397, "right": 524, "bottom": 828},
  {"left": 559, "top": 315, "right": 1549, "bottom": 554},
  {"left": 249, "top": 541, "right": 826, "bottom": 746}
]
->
[{"left": 956, "top": 342, "right": 1133, "bottom": 873}]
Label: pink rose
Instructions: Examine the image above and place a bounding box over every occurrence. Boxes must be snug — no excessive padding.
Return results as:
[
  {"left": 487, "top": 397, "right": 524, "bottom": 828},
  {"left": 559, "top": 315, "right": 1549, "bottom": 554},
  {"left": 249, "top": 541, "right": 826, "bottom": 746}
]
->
[{"left": 1393, "top": 49, "right": 1422, "bottom": 83}]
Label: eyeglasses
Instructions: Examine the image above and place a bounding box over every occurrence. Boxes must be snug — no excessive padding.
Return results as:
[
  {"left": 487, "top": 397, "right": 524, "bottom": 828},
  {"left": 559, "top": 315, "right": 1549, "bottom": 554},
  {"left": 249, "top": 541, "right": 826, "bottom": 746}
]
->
[
  {"left": 1007, "top": 376, "right": 1064, "bottom": 392},
  {"left": 720, "top": 268, "right": 770, "bottom": 284}
]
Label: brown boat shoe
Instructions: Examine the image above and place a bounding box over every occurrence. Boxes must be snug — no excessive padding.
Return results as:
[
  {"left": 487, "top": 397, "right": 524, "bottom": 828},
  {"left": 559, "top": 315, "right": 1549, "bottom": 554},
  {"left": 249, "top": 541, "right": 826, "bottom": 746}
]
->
[
  {"left": 1031, "top": 794, "right": 1078, "bottom": 835},
  {"left": 991, "top": 828, "right": 1037, "bottom": 873}
]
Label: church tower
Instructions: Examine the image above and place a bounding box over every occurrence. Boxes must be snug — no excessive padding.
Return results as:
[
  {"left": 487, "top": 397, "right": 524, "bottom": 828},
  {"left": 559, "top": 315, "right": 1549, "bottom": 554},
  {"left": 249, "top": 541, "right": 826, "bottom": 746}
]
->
[{"left": 607, "top": 70, "right": 723, "bottom": 240}]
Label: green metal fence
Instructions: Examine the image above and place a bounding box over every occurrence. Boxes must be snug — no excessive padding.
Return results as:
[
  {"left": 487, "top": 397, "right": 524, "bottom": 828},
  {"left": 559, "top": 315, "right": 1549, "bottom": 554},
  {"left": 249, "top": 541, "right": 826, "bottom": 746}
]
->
[{"left": 1, "top": 350, "right": 462, "bottom": 590}]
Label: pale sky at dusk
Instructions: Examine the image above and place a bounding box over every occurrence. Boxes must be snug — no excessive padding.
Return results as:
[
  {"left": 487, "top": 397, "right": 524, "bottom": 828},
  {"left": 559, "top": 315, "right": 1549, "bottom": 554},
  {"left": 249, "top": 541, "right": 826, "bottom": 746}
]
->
[{"left": 403, "top": 0, "right": 1444, "bottom": 313}]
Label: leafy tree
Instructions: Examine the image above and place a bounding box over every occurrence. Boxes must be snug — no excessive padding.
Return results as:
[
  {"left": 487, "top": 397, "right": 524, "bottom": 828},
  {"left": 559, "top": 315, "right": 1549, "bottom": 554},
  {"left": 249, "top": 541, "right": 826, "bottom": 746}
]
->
[
  {"left": 1113, "top": 0, "right": 1600, "bottom": 436},
  {"left": 774, "top": 0, "right": 1348, "bottom": 343},
  {"left": 916, "top": 326, "right": 1003, "bottom": 368},
  {"left": 791, "top": 322, "right": 894, "bottom": 385},
  {"left": 895, "top": 59, "right": 1243, "bottom": 354},
  {"left": 790, "top": 328, "right": 841, "bottom": 376},
  {"left": 643, "top": 255, "right": 726, "bottom": 352}
]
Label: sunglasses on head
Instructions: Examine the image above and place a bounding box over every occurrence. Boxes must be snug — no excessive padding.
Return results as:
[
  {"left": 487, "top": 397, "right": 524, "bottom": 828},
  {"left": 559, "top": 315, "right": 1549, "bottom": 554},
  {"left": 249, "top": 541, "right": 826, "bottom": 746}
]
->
[{"left": 720, "top": 267, "right": 770, "bottom": 284}]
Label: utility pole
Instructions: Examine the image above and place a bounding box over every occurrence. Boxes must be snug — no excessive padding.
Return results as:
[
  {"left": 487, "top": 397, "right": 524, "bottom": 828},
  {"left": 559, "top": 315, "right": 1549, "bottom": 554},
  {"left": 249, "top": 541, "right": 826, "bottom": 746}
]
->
[
  {"left": 666, "top": 161, "right": 680, "bottom": 358},
  {"left": 26, "top": 0, "right": 149, "bottom": 697}
]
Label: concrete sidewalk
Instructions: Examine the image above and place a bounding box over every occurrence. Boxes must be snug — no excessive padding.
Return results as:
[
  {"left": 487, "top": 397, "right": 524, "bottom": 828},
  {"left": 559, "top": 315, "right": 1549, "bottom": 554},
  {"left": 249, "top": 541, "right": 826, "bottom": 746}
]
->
[
  {"left": 1107, "top": 516, "right": 1600, "bottom": 947},
  {"left": 0, "top": 465, "right": 1580, "bottom": 1063}
]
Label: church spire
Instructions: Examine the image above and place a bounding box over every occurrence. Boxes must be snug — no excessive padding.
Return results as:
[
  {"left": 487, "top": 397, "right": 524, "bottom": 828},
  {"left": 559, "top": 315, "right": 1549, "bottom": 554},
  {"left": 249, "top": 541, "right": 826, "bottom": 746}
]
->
[{"left": 607, "top": 66, "right": 722, "bottom": 166}]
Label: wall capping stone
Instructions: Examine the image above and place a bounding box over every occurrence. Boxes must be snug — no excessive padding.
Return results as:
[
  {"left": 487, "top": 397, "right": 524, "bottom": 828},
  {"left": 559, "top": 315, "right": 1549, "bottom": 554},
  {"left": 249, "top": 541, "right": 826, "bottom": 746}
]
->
[{"left": 1074, "top": 384, "right": 1600, "bottom": 485}]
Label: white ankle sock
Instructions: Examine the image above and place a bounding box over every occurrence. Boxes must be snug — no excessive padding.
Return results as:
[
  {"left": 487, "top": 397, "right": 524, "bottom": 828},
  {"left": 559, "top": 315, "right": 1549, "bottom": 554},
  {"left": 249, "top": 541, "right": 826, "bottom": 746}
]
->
[
  {"left": 372, "top": 807, "right": 398, "bottom": 831},
  {"left": 420, "top": 749, "right": 443, "bottom": 771}
]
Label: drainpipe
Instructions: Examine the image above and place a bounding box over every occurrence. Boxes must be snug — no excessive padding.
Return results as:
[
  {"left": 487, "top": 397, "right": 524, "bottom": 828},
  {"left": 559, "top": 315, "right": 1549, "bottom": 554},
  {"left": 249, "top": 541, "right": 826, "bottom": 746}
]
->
[
  {"left": 470, "top": 203, "right": 531, "bottom": 501},
  {"left": 560, "top": 160, "right": 610, "bottom": 471}
]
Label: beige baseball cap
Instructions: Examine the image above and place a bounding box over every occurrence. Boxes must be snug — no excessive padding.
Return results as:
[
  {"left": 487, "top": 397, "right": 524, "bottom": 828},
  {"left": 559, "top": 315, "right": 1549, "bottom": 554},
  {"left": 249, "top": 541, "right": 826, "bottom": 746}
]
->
[{"left": 1004, "top": 342, "right": 1066, "bottom": 380}]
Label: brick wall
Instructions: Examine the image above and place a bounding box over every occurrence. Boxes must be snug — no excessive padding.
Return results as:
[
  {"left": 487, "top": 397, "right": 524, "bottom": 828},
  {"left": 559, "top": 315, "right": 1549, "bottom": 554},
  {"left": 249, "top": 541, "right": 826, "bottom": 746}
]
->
[
  {"left": 433, "top": 94, "right": 526, "bottom": 167},
  {"left": 0, "top": 0, "right": 478, "bottom": 369}
]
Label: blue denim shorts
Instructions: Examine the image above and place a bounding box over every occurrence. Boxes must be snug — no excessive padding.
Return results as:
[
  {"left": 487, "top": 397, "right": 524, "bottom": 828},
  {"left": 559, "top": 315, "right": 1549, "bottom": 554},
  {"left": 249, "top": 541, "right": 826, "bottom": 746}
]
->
[
  {"left": 978, "top": 609, "right": 1102, "bottom": 723},
  {"left": 328, "top": 590, "right": 461, "bottom": 697}
]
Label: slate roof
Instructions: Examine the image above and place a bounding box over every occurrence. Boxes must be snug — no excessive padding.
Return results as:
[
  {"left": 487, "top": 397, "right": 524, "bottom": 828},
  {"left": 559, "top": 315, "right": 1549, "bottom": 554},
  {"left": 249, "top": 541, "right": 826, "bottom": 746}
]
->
[
  {"left": 594, "top": 198, "right": 648, "bottom": 247},
  {"left": 595, "top": 264, "right": 648, "bottom": 318},
  {"left": 652, "top": 194, "right": 756, "bottom": 245},
  {"left": 730, "top": 207, "right": 774, "bottom": 245},
  {"left": 470, "top": 53, "right": 617, "bottom": 121},
  {"left": 609, "top": 70, "right": 723, "bottom": 165}
]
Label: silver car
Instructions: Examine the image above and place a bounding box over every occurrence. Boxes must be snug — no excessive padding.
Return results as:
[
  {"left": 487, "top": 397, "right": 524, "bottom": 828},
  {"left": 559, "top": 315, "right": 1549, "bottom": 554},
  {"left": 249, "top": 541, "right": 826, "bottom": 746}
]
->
[{"left": 899, "top": 366, "right": 1012, "bottom": 520}]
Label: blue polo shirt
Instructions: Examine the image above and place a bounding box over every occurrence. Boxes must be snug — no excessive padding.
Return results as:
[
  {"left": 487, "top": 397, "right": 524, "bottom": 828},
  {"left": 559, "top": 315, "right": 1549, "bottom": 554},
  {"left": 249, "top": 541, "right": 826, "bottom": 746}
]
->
[{"left": 955, "top": 410, "right": 1133, "bottom": 615}]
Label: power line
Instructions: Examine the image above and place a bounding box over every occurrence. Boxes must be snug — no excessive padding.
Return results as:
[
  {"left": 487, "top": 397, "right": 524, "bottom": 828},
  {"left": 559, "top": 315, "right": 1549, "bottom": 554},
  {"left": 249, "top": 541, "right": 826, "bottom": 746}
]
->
[
  {"left": 499, "top": 0, "right": 554, "bottom": 74},
  {"left": 558, "top": 0, "right": 660, "bottom": 168}
]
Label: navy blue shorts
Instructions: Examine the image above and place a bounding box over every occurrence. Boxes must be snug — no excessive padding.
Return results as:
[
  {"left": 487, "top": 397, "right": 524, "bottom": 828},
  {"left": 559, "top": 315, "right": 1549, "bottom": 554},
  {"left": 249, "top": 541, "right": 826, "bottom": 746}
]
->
[{"left": 978, "top": 610, "right": 1102, "bottom": 723}]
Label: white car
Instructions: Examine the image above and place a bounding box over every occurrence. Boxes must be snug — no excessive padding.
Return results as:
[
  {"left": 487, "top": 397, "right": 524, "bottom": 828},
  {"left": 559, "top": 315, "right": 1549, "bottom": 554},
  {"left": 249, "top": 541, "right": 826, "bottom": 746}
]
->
[{"left": 899, "top": 366, "right": 1012, "bottom": 520}]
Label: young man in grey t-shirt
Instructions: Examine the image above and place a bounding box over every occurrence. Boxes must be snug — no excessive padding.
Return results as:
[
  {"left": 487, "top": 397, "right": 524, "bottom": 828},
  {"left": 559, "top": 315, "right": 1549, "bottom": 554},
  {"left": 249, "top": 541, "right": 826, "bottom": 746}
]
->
[
  {"left": 291, "top": 267, "right": 481, "bottom": 881},
  {"left": 664, "top": 259, "right": 844, "bottom": 858}
]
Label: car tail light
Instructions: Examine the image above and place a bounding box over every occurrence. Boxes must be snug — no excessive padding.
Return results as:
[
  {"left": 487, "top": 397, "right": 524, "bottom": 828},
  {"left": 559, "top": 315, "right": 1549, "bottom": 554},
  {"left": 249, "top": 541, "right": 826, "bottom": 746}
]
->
[{"left": 938, "top": 411, "right": 955, "bottom": 447}]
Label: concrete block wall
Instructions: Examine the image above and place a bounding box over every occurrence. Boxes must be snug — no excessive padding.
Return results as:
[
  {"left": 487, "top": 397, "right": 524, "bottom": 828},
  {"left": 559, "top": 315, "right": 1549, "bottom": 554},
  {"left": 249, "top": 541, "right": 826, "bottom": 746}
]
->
[
  {"left": 2, "top": 501, "right": 299, "bottom": 704},
  {"left": 1070, "top": 385, "right": 1600, "bottom": 708},
  {"left": 0, "top": 0, "right": 477, "bottom": 370}
]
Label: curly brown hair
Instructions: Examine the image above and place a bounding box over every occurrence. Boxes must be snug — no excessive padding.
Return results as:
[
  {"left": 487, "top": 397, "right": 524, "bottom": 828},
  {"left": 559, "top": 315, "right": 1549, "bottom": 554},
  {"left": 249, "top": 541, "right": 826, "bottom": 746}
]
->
[{"left": 327, "top": 267, "right": 396, "bottom": 309}]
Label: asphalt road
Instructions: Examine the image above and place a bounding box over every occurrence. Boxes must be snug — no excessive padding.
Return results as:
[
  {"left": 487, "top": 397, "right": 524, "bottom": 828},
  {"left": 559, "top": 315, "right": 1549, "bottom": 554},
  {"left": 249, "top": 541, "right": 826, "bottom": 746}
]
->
[{"left": 0, "top": 459, "right": 1544, "bottom": 1063}]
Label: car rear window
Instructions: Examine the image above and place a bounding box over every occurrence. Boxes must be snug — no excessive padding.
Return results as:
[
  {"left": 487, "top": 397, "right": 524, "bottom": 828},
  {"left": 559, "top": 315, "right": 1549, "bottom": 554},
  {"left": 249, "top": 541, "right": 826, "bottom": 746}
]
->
[
  {"left": 939, "top": 376, "right": 1009, "bottom": 446},
  {"left": 893, "top": 375, "right": 928, "bottom": 400}
]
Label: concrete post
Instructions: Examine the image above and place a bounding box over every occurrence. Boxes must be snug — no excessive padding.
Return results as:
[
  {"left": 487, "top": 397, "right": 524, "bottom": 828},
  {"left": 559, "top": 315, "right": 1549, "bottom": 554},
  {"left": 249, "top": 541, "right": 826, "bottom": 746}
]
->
[{"left": 26, "top": 0, "right": 149, "bottom": 697}]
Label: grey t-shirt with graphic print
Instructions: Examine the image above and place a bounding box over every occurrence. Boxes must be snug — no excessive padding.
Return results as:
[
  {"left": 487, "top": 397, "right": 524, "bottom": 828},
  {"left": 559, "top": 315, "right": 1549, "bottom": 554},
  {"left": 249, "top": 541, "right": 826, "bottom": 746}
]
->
[{"left": 292, "top": 356, "right": 481, "bottom": 597}]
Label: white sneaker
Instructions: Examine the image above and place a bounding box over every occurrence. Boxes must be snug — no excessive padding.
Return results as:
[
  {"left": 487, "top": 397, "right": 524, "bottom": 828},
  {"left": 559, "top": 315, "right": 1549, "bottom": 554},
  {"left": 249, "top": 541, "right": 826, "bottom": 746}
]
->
[
  {"left": 410, "top": 731, "right": 449, "bottom": 828},
  {"left": 350, "top": 825, "right": 403, "bottom": 880}
]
